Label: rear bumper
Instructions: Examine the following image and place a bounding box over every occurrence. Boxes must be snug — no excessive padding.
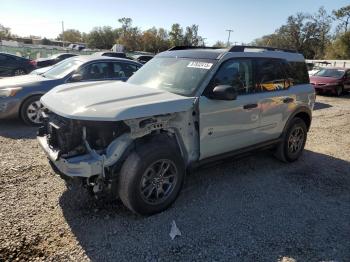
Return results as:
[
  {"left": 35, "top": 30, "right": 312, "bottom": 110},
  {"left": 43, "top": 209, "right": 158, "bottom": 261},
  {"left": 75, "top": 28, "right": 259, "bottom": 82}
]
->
[{"left": 37, "top": 135, "right": 103, "bottom": 178}]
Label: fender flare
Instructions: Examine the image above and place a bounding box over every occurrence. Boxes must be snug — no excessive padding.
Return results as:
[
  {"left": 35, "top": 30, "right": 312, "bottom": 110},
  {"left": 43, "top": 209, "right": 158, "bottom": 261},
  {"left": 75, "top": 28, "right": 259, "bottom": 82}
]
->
[{"left": 281, "top": 106, "right": 312, "bottom": 138}]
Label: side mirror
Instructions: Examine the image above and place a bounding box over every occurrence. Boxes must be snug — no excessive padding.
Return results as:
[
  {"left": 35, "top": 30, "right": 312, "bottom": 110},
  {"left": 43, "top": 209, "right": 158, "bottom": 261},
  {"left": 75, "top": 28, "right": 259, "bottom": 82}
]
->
[
  {"left": 70, "top": 73, "right": 83, "bottom": 82},
  {"left": 209, "top": 85, "right": 237, "bottom": 100}
]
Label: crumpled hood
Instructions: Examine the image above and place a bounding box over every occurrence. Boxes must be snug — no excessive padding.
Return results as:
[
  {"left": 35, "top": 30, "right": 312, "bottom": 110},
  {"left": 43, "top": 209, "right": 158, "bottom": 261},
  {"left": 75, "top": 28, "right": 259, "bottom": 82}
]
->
[
  {"left": 0, "top": 74, "right": 49, "bottom": 88},
  {"left": 41, "top": 81, "right": 195, "bottom": 121}
]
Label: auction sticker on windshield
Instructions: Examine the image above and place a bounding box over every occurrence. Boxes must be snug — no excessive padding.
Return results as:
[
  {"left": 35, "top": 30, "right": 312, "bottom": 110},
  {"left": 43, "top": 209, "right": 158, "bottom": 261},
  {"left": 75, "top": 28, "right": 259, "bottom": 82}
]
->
[{"left": 187, "top": 61, "right": 213, "bottom": 69}]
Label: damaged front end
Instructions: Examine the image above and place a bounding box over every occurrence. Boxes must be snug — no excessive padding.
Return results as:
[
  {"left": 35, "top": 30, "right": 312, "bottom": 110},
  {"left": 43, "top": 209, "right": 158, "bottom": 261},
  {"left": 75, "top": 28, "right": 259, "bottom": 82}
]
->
[
  {"left": 37, "top": 112, "right": 133, "bottom": 192},
  {"left": 37, "top": 109, "right": 198, "bottom": 194}
]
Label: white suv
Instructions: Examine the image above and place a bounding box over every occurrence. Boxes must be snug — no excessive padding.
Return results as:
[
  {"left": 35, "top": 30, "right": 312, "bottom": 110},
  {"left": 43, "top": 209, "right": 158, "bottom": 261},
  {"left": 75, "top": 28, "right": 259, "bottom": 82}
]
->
[{"left": 38, "top": 46, "right": 315, "bottom": 215}]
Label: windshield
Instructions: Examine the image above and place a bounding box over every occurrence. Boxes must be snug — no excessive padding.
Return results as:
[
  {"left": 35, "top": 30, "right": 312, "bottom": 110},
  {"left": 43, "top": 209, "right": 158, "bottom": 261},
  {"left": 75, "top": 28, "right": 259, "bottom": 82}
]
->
[
  {"left": 315, "top": 69, "right": 345, "bottom": 78},
  {"left": 127, "top": 57, "right": 214, "bottom": 96},
  {"left": 43, "top": 58, "right": 83, "bottom": 79}
]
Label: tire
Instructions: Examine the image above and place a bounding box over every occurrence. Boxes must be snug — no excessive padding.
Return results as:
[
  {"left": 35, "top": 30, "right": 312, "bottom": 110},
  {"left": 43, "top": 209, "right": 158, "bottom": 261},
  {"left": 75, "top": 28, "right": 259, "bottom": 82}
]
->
[
  {"left": 274, "top": 117, "right": 307, "bottom": 163},
  {"left": 335, "top": 86, "right": 343, "bottom": 97},
  {"left": 118, "top": 141, "right": 185, "bottom": 215},
  {"left": 20, "top": 95, "right": 44, "bottom": 126},
  {"left": 12, "top": 68, "right": 26, "bottom": 76}
]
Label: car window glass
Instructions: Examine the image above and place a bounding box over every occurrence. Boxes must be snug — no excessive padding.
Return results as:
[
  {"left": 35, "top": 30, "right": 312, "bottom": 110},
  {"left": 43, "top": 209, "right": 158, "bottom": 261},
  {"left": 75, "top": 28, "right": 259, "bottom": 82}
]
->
[
  {"left": 120, "top": 63, "right": 140, "bottom": 77},
  {"left": 78, "top": 62, "right": 110, "bottom": 80},
  {"left": 112, "top": 63, "right": 126, "bottom": 78},
  {"left": 286, "top": 62, "right": 309, "bottom": 85},
  {"left": 0, "top": 55, "right": 6, "bottom": 61},
  {"left": 346, "top": 71, "right": 350, "bottom": 78},
  {"left": 256, "top": 59, "right": 288, "bottom": 92},
  {"left": 208, "top": 59, "right": 254, "bottom": 95}
]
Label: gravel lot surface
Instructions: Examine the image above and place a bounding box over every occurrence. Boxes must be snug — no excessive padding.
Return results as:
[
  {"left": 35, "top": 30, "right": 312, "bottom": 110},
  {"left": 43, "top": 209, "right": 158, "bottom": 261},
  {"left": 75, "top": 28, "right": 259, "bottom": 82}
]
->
[{"left": 0, "top": 94, "right": 349, "bottom": 262}]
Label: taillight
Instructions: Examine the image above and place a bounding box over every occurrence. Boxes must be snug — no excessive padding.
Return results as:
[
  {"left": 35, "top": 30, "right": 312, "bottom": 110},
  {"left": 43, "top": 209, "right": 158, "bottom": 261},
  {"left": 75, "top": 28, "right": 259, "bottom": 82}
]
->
[{"left": 29, "top": 60, "right": 37, "bottom": 67}]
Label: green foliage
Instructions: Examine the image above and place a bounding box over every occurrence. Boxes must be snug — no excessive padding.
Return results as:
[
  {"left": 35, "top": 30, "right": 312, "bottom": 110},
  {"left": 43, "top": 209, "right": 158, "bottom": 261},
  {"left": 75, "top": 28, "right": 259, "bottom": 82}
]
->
[
  {"left": 86, "top": 26, "right": 118, "bottom": 49},
  {"left": 57, "top": 29, "right": 82, "bottom": 43},
  {"left": 252, "top": 8, "right": 333, "bottom": 59},
  {"left": 325, "top": 31, "right": 350, "bottom": 59},
  {"left": 0, "top": 24, "right": 11, "bottom": 39},
  {"left": 213, "top": 41, "right": 226, "bottom": 48},
  {"left": 332, "top": 5, "right": 350, "bottom": 33}
]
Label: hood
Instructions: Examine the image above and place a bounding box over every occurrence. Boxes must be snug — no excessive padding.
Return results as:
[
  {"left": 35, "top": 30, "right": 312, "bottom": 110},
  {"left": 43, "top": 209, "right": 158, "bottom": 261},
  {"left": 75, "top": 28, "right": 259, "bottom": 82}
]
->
[
  {"left": 41, "top": 81, "right": 195, "bottom": 121},
  {"left": 0, "top": 74, "right": 51, "bottom": 88},
  {"left": 309, "top": 75, "right": 341, "bottom": 84},
  {"left": 30, "top": 66, "right": 53, "bottom": 75}
]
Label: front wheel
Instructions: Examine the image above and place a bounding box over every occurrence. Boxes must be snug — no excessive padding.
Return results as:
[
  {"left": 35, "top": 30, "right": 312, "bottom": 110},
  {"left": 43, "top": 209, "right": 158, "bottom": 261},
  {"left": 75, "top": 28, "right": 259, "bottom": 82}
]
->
[
  {"left": 118, "top": 141, "right": 185, "bottom": 215},
  {"left": 274, "top": 117, "right": 307, "bottom": 163},
  {"left": 20, "top": 95, "right": 44, "bottom": 126}
]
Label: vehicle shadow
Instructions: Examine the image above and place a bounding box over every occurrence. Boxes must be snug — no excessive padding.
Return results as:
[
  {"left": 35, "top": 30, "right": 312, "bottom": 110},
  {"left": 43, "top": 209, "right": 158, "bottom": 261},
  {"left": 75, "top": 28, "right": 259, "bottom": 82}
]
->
[
  {"left": 59, "top": 149, "right": 350, "bottom": 261},
  {"left": 313, "top": 101, "right": 332, "bottom": 110},
  {"left": 0, "top": 119, "right": 37, "bottom": 139}
]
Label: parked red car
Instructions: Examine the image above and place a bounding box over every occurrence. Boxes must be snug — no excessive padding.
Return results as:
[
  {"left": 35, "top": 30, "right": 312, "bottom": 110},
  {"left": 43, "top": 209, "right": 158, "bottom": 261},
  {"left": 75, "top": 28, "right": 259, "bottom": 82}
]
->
[{"left": 310, "top": 68, "right": 350, "bottom": 96}]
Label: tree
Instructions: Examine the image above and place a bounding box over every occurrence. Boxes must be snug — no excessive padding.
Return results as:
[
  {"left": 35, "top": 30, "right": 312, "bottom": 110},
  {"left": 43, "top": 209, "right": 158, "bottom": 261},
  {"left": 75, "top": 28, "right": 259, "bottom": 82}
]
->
[
  {"left": 313, "top": 7, "right": 332, "bottom": 58},
  {"left": 213, "top": 41, "right": 226, "bottom": 48},
  {"left": 41, "top": 38, "right": 52, "bottom": 45},
  {"left": 183, "top": 25, "right": 202, "bottom": 46},
  {"left": 86, "top": 26, "right": 117, "bottom": 49},
  {"left": 252, "top": 11, "right": 332, "bottom": 59},
  {"left": 57, "top": 29, "right": 82, "bottom": 43},
  {"left": 0, "top": 24, "right": 11, "bottom": 40},
  {"left": 169, "top": 23, "right": 183, "bottom": 46},
  {"left": 325, "top": 31, "right": 350, "bottom": 59},
  {"left": 116, "top": 18, "right": 142, "bottom": 51},
  {"left": 333, "top": 5, "right": 350, "bottom": 33}
]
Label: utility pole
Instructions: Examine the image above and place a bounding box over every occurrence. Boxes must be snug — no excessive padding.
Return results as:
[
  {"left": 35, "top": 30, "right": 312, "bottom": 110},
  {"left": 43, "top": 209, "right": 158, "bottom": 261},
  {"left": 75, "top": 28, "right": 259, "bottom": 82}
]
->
[
  {"left": 226, "top": 29, "right": 233, "bottom": 47},
  {"left": 61, "top": 21, "right": 64, "bottom": 47}
]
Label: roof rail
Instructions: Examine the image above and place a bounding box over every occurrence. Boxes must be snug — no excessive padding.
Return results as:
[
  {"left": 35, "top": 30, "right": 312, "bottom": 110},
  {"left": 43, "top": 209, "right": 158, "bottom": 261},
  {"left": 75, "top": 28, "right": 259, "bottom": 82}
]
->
[
  {"left": 168, "top": 46, "right": 222, "bottom": 51},
  {"left": 229, "top": 45, "right": 298, "bottom": 53}
]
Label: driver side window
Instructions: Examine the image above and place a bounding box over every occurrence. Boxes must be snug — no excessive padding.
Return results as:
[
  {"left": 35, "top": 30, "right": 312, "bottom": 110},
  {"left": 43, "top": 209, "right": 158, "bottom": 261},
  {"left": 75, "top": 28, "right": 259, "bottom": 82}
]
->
[{"left": 207, "top": 59, "right": 254, "bottom": 95}]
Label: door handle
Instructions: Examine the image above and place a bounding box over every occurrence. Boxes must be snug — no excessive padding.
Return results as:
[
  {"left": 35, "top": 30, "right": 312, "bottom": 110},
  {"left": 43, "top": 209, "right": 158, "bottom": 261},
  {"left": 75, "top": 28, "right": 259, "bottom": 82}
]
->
[
  {"left": 283, "top": 97, "right": 294, "bottom": 103},
  {"left": 243, "top": 103, "right": 258, "bottom": 110}
]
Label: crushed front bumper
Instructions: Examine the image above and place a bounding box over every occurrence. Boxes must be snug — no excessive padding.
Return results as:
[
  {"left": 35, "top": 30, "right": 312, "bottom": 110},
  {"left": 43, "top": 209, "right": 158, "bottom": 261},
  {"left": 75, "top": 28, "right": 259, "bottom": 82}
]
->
[{"left": 37, "top": 135, "right": 103, "bottom": 178}]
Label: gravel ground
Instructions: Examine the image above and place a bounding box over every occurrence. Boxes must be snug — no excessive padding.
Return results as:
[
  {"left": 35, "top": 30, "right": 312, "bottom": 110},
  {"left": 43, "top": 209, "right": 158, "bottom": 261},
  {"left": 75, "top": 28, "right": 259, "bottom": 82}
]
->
[{"left": 0, "top": 94, "right": 349, "bottom": 262}]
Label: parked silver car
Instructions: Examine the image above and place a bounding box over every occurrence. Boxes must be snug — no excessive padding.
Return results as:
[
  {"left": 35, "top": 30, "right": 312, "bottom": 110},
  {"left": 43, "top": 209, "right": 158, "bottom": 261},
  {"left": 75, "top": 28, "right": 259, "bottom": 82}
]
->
[
  {"left": 38, "top": 46, "right": 315, "bottom": 215},
  {"left": 0, "top": 56, "right": 142, "bottom": 125}
]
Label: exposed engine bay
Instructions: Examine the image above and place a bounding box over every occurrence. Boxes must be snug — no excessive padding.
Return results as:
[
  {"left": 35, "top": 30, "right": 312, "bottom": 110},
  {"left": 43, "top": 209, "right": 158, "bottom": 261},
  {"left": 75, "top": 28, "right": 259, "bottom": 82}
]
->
[{"left": 37, "top": 110, "right": 198, "bottom": 193}]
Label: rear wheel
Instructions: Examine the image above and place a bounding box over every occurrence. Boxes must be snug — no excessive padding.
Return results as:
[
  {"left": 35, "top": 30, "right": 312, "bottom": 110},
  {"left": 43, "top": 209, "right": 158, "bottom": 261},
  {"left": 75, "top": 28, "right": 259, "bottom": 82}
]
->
[
  {"left": 274, "top": 117, "right": 307, "bottom": 163},
  {"left": 20, "top": 95, "right": 44, "bottom": 126},
  {"left": 118, "top": 141, "right": 185, "bottom": 215}
]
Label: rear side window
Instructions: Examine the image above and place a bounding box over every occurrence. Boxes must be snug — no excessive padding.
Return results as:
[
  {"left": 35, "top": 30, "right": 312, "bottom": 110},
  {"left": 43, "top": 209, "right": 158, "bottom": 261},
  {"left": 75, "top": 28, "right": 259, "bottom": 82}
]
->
[
  {"left": 287, "top": 62, "right": 309, "bottom": 85},
  {"left": 255, "top": 59, "right": 290, "bottom": 92},
  {"left": 79, "top": 62, "right": 110, "bottom": 80},
  {"left": 120, "top": 63, "right": 140, "bottom": 77}
]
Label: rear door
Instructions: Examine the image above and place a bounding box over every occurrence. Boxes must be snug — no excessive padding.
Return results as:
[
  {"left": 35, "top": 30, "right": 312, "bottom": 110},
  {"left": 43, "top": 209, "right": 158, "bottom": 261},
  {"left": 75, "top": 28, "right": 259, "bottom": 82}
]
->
[{"left": 254, "top": 58, "right": 297, "bottom": 141}]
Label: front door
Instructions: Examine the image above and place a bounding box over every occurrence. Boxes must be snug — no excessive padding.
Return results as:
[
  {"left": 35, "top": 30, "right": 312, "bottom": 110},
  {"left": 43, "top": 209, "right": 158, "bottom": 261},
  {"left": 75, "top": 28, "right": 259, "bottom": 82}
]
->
[{"left": 199, "top": 58, "right": 264, "bottom": 160}]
